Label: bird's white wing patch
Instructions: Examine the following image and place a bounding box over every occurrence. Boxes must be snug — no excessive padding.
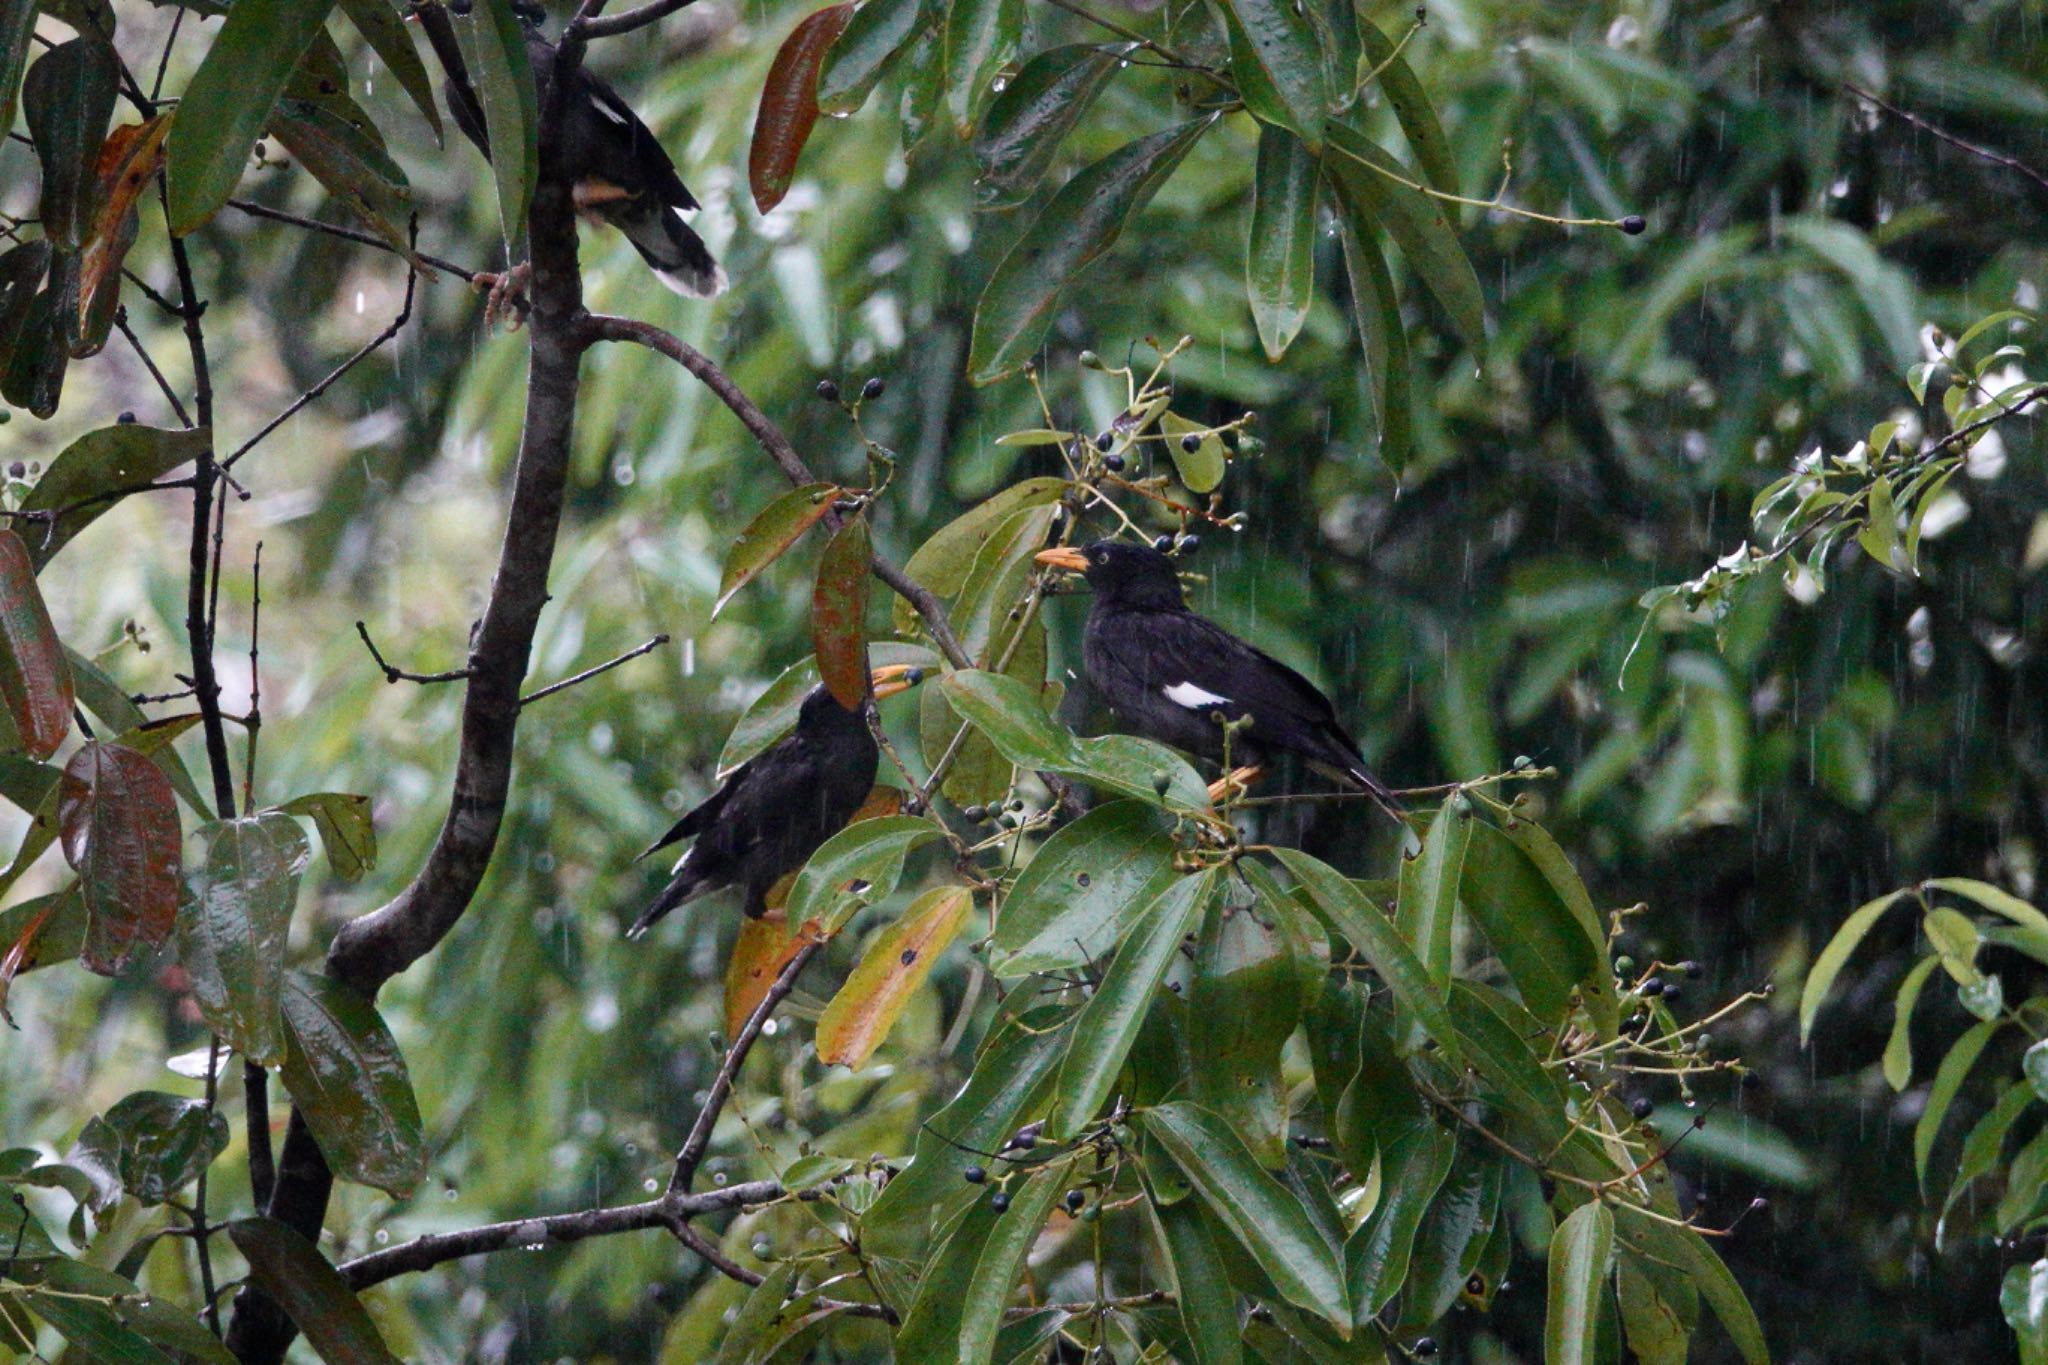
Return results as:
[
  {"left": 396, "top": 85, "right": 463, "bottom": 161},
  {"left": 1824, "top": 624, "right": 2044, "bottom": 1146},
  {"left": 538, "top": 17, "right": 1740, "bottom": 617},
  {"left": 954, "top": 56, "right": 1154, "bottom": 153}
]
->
[
  {"left": 1164, "top": 681, "right": 1232, "bottom": 710},
  {"left": 591, "top": 93, "right": 631, "bottom": 125}
]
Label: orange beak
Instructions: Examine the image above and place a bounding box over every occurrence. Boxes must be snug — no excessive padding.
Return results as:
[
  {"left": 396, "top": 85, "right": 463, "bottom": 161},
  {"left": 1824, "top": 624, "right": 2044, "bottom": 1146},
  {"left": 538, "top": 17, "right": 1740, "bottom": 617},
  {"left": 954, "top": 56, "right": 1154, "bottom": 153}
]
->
[
  {"left": 1034, "top": 547, "right": 1089, "bottom": 573},
  {"left": 870, "top": 663, "right": 924, "bottom": 700}
]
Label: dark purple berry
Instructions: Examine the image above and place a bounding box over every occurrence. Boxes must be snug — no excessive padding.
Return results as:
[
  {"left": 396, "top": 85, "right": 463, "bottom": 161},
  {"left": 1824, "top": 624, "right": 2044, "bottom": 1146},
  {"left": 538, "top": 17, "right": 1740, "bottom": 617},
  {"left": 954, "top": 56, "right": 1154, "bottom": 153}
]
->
[
  {"left": 1179, "top": 432, "right": 1201, "bottom": 453},
  {"left": 1620, "top": 214, "right": 1646, "bottom": 235},
  {"left": 1629, "top": 1095, "right": 1654, "bottom": 1120},
  {"left": 1639, "top": 977, "right": 1665, "bottom": 998},
  {"left": 963, "top": 1165, "right": 986, "bottom": 1184},
  {"left": 1104, "top": 453, "right": 1126, "bottom": 472},
  {"left": 1063, "top": 1189, "right": 1085, "bottom": 1214},
  {"left": 861, "top": 376, "right": 885, "bottom": 400},
  {"left": 815, "top": 379, "right": 841, "bottom": 402},
  {"left": 990, "top": 1190, "right": 1012, "bottom": 1212}
]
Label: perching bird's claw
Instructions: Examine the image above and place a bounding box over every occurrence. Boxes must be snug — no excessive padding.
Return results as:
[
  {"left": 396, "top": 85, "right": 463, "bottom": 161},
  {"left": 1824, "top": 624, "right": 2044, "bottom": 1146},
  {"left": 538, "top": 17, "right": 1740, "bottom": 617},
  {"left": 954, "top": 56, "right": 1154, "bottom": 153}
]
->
[
  {"left": 1207, "top": 765, "right": 1264, "bottom": 805},
  {"left": 470, "top": 262, "right": 532, "bottom": 330}
]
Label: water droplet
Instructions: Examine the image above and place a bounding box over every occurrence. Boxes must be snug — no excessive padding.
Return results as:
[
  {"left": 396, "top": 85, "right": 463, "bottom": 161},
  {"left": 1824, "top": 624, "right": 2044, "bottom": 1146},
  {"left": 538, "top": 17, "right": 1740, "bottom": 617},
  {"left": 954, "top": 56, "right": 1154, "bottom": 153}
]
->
[
  {"left": 444, "top": 1186, "right": 458, "bottom": 1201},
  {"left": 643, "top": 1177, "right": 658, "bottom": 1193},
  {"left": 375, "top": 1229, "right": 389, "bottom": 1244},
  {"left": 354, "top": 290, "right": 365, "bottom": 315}
]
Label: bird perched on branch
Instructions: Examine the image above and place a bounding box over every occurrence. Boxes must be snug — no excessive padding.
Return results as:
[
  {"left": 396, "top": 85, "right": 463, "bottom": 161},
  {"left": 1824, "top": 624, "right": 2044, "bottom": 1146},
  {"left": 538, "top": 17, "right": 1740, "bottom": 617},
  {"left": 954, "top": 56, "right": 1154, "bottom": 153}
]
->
[
  {"left": 628, "top": 663, "right": 922, "bottom": 937},
  {"left": 1035, "top": 540, "right": 1404, "bottom": 820},
  {"left": 413, "top": 0, "right": 725, "bottom": 301}
]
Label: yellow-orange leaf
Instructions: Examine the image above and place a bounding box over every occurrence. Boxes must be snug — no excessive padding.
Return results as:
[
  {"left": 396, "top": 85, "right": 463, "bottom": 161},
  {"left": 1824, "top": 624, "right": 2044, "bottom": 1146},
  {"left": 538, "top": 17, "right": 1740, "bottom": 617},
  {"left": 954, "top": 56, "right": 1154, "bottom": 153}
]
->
[
  {"left": 723, "top": 905, "right": 821, "bottom": 1039},
  {"left": 77, "top": 115, "right": 171, "bottom": 346},
  {"left": 817, "top": 884, "right": 971, "bottom": 1070}
]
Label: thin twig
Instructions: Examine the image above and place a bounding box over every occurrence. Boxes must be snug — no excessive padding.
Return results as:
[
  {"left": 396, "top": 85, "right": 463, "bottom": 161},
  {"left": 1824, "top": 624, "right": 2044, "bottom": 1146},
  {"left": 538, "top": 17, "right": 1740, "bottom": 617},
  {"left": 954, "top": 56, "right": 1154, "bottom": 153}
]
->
[
  {"left": 354, "top": 621, "right": 475, "bottom": 686},
  {"left": 193, "top": 1037, "right": 222, "bottom": 1336},
  {"left": 225, "top": 199, "right": 481, "bottom": 282},
  {"left": 1845, "top": 82, "right": 2048, "bottom": 197},
  {"left": 568, "top": 0, "right": 701, "bottom": 40},
  {"left": 243, "top": 543, "right": 264, "bottom": 811},
  {"left": 519, "top": 634, "right": 670, "bottom": 707},
  {"left": 112, "top": 307, "right": 193, "bottom": 428},
  {"left": 245, "top": 1062, "right": 274, "bottom": 1208}
]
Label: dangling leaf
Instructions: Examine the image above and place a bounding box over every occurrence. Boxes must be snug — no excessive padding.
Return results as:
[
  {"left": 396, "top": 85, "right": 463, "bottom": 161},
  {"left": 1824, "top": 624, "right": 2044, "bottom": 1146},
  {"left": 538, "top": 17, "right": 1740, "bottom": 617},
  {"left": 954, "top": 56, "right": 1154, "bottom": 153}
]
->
[
  {"left": 0, "top": 528, "right": 72, "bottom": 756},
  {"left": 1322, "top": 119, "right": 1486, "bottom": 352},
  {"left": 278, "top": 969, "right": 427, "bottom": 1196},
  {"left": 70, "top": 1090, "right": 228, "bottom": 1206},
  {"left": 1546, "top": 1202, "right": 1616, "bottom": 1365},
  {"left": 0, "top": 0, "right": 39, "bottom": 147},
  {"left": 751, "top": 4, "right": 856, "bottom": 214},
  {"left": 973, "top": 43, "right": 1127, "bottom": 207},
  {"left": 335, "top": 0, "right": 445, "bottom": 142},
  {"left": 178, "top": 813, "right": 311, "bottom": 1066},
  {"left": 269, "top": 95, "right": 416, "bottom": 257},
  {"left": 230, "top": 1217, "right": 404, "bottom": 1364},
  {"left": 1329, "top": 176, "right": 1413, "bottom": 473},
  {"left": 1216, "top": 0, "right": 1329, "bottom": 149},
  {"left": 1355, "top": 14, "right": 1456, "bottom": 196},
  {"left": 818, "top": 884, "right": 972, "bottom": 1069},
  {"left": 941, "top": 0, "right": 1020, "bottom": 136},
  {"left": 75, "top": 114, "right": 170, "bottom": 352},
  {"left": 23, "top": 37, "right": 119, "bottom": 249},
  {"left": 1247, "top": 126, "right": 1317, "bottom": 360},
  {"left": 817, "top": 0, "right": 928, "bottom": 115},
  {"left": 717, "top": 482, "right": 842, "bottom": 617},
  {"left": 451, "top": 0, "right": 539, "bottom": 259},
  {"left": 781, "top": 814, "right": 943, "bottom": 935},
  {"left": 59, "top": 740, "right": 180, "bottom": 974},
  {"left": 812, "top": 513, "right": 873, "bottom": 709}
]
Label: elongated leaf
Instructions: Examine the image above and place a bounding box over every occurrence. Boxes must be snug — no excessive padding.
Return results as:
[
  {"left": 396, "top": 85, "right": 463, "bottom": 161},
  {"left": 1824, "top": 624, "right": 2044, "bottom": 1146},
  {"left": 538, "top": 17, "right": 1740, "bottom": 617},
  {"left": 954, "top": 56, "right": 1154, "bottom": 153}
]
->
[
  {"left": 1190, "top": 886, "right": 1302, "bottom": 1166},
  {"left": 166, "top": 0, "right": 336, "bottom": 233},
  {"left": 2007, "top": 1260, "right": 2048, "bottom": 1365},
  {"left": 893, "top": 1190, "right": 1005, "bottom": 1357},
  {"left": 1247, "top": 126, "right": 1317, "bottom": 360},
  {"left": 276, "top": 791, "right": 376, "bottom": 880},
  {"left": 718, "top": 483, "right": 841, "bottom": 616},
  {"left": 178, "top": 813, "right": 310, "bottom": 1066},
  {"left": 1799, "top": 889, "right": 1910, "bottom": 1043},
  {"left": 1051, "top": 867, "right": 1219, "bottom": 1137},
  {"left": 942, "top": 0, "right": 1019, "bottom": 135},
  {"left": 1154, "top": 1197, "right": 1245, "bottom": 1365},
  {"left": 1547, "top": 1202, "right": 1615, "bottom": 1365},
  {"left": 1330, "top": 194, "right": 1412, "bottom": 474},
  {"left": 231, "top": 1217, "right": 403, "bottom": 1364},
  {"left": 75, "top": 115, "right": 171, "bottom": 351},
  {"left": 1928, "top": 877, "right": 2048, "bottom": 941},
  {"left": 18, "top": 424, "right": 209, "bottom": 571},
  {"left": 1143, "top": 1101, "right": 1350, "bottom": 1327},
  {"left": 1448, "top": 982, "right": 1571, "bottom": 1149},
  {"left": 23, "top": 37, "right": 118, "bottom": 250},
  {"left": 0, "top": 887, "right": 82, "bottom": 1022},
  {"left": 1939, "top": 1081, "right": 2034, "bottom": 1241},
  {"left": 1616, "top": 1215, "right": 1768, "bottom": 1365},
  {"left": 1218, "top": 0, "right": 1328, "bottom": 148},
  {"left": 1348, "top": 1120, "right": 1454, "bottom": 1315},
  {"left": 1395, "top": 802, "right": 1468, "bottom": 992},
  {"left": 335, "top": 0, "right": 444, "bottom": 141},
  {"left": 2, "top": 278, "right": 67, "bottom": 418},
  {"left": 990, "top": 799, "right": 1182, "bottom": 975},
  {"left": 817, "top": 0, "right": 927, "bottom": 115},
  {"left": 269, "top": 95, "right": 415, "bottom": 255},
  {"left": 781, "top": 813, "right": 942, "bottom": 935},
  {"left": 895, "top": 478, "right": 1069, "bottom": 633},
  {"left": 1398, "top": 1151, "right": 1500, "bottom": 1329},
  {"left": 1271, "top": 847, "right": 1460, "bottom": 1066},
  {"left": 60, "top": 741, "right": 180, "bottom": 973},
  {"left": 812, "top": 513, "right": 872, "bottom": 709},
  {"left": 969, "top": 118, "right": 1214, "bottom": 383},
  {"left": 958, "top": 1167, "right": 1065, "bottom": 1362},
  {"left": 716, "top": 1261, "right": 799, "bottom": 1365},
  {"left": 1355, "top": 15, "right": 1456, "bottom": 196},
  {"left": 279, "top": 969, "right": 427, "bottom": 1196},
  {"left": 818, "top": 884, "right": 971, "bottom": 1068},
  {"left": 1883, "top": 954, "right": 1939, "bottom": 1091},
  {"left": 451, "top": 0, "right": 539, "bottom": 258},
  {"left": 1914, "top": 1017, "right": 2001, "bottom": 1187},
  {"left": 65, "top": 646, "right": 209, "bottom": 813},
  {"left": 751, "top": 4, "right": 855, "bottom": 214},
  {"left": 0, "top": 0, "right": 36, "bottom": 146},
  {"left": 1456, "top": 822, "right": 1599, "bottom": 1029},
  {"left": 1322, "top": 120, "right": 1485, "bottom": 352},
  {"left": 974, "top": 43, "right": 1124, "bottom": 207},
  {"left": 72, "top": 1090, "right": 228, "bottom": 1206},
  {"left": 0, "top": 528, "right": 71, "bottom": 756},
  {"left": 1617, "top": 1254, "right": 1695, "bottom": 1365},
  {"left": 941, "top": 668, "right": 1210, "bottom": 809},
  {"left": 14, "top": 1256, "right": 235, "bottom": 1363}
]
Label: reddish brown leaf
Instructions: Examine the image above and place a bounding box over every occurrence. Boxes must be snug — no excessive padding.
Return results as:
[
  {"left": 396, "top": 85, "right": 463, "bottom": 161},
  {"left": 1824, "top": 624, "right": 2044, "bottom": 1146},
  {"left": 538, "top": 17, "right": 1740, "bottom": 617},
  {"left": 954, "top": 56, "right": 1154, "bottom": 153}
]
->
[
  {"left": 0, "top": 528, "right": 73, "bottom": 759},
  {"left": 749, "top": 3, "right": 855, "bottom": 214},
  {"left": 811, "top": 513, "right": 872, "bottom": 710},
  {"left": 0, "top": 898, "right": 53, "bottom": 1026},
  {"left": 58, "top": 741, "right": 181, "bottom": 975},
  {"left": 76, "top": 115, "right": 171, "bottom": 348},
  {"left": 817, "top": 884, "right": 971, "bottom": 1069}
]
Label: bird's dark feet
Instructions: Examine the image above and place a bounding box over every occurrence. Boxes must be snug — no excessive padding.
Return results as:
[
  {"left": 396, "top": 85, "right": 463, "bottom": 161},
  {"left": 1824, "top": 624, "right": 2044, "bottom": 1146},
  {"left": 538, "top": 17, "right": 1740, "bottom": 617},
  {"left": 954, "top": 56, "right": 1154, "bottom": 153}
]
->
[
  {"left": 1207, "top": 765, "right": 1264, "bottom": 805},
  {"left": 470, "top": 261, "right": 532, "bottom": 330}
]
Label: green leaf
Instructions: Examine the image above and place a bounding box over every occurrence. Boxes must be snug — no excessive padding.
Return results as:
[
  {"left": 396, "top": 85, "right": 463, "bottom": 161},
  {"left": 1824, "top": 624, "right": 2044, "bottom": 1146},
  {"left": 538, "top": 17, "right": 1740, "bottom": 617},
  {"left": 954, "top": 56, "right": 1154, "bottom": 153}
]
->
[
  {"left": 1395, "top": 802, "right": 1469, "bottom": 993},
  {"left": 1800, "top": 888, "right": 1910, "bottom": 1043},
  {"left": 812, "top": 513, "right": 872, "bottom": 710},
  {"left": 973, "top": 44, "right": 1125, "bottom": 207},
  {"left": 818, "top": 884, "right": 972, "bottom": 1069},
  {"left": 1645, "top": 1106, "right": 1815, "bottom": 1189},
  {"left": 1883, "top": 954, "right": 1939, "bottom": 1092},
  {"left": 1457, "top": 822, "right": 1601, "bottom": 1030},
  {"left": 268, "top": 95, "right": 415, "bottom": 256},
  {"left": 1216, "top": 0, "right": 1329, "bottom": 150},
  {"left": 817, "top": 0, "right": 928, "bottom": 115},
  {"left": 72, "top": 1090, "right": 227, "bottom": 1206},
  {"left": 59, "top": 740, "right": 181, "bottom": 974},
  {"left": 0, "top": 0, "right": 38, "bottom": 147},
  {"left": 166, "top": 0, "right": 337, "bottom": 234},
  {"left": 941, "top": 668, "right": 1211, "bottom": 811},
  {"left": 1051, "top": 867, "right": 1219, "bottom": 1138},
  {"left": 893, "top": 1192, "right": 1004, "bottom": 1353},
  {"left": 1347, "top": 1119, "right": 1455, "bottom": 1316},
  {"left": 958, "top": 1166, "right": 1066, "bottom": 1362},
  {"left": 1271, "top": 847, "right": 1461, "bottom": 1068},
  {"left": 969, "top": 118, "right": 1214, "bottom": 383},
  {"left": 1546, "top": 1202, "right": 1615, "bottom": 1365},
  {"left": 1330, "top": 194, "right": 1412, "bottom": 475},
  {"left": 276, "top": 791, "right": 377, "bottom": 881},
  {"left": 1142, "top": 1101, "right": 1351, "bottom": 1328},
  {"left": 1915, "top": 1016, "right": 2001, "bottom": 1188},
  {"left": 230, "top": 1216, "right": 403, "bottom": 1364},
  {"left": 1160, "top": 411, "right": 1229, "bottom": 495},
  {"left": 1354, "top": 14, "right": 1456, "bottom": 196},
  {"left": 0, "top": 528, "right": 72, "bottom": 758},
  {"left": 1322, "top": 119, "right": 1486, "bottom": 353},
  {"left": 451, "top": 0, "right": 539, "bottom": 259},
  {"left": 279, "top": 968, "right": 427, "bottom": 1196},
  {"left": 1617, "top": 1253, "right": 1695, "bottom": 1365},
  {"left": 1190, "top": 883, "right": 1303, "bottom": 1165},
  {"left": 717, "top": 482, "right": 842, "bottom": 617},
  {"left": 782, "top": 814, "right": 943, "bottom": 935},
  {"left": 1940, "top": 1082, "right": 2035, "bottom": 1244},
  {"left": 1615, "top": 1217, "right": 1767, "bottom": 1365},
  {"left": 941, "top": 0, "right": 1019, "bottom": 135},
  {"left": 1397, "top": 1150, "right": 1500, "bottom": 1329},
  {"left": 990, "top": 799, "right": 1182, "bottom": 975},
  {"left": 894, "top": 478, "right": 1068, "bottom": 635},
  {"left": 1924, "top": 904, "right": 1982, "bottom": 985},
  {"left": 178, "top": 813, "right": 310, "bottom": 1066},
  {"left": 14, "top": 1256, "right": 235, "bottom": 1362},
  {"left": 22, "top": 37, "right": 118, "bottom": 250},
  {"left": 1247, "top": 126, "right": 1318, "bottom": 361},
  {"left": 2008, "top": 1260, "right": 2048, "bottom": 1365},
  {"left": 716, "top": 1261, "right": 799, "bottom": 1365},
  {"left": 2001, "top": 1125, "right": 2048, "bottom": 1235},
  {"left": 1927, "top": 877, "right": 2048, "bottom": 942},
  {"left": 1447, "top": 983, "right": 1572, "bottom": 1149},
  {"left": 1152, "top": 1196, "right": 1245, "bottom": 1365},
  {"left": 334, "top": 0, "right": 444, "bottom": 142},
  {"left": 16, "top": 424, "right": 209, "bottom": 572}
]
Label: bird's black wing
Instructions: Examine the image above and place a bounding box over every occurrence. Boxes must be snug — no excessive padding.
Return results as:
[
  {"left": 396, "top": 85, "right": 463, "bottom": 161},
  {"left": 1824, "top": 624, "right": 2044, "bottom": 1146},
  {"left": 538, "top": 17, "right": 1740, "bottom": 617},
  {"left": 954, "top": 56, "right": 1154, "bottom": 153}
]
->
[
  {"left": 556, "top": 55, "right": 697, "bottom": 209},
  {"left": 633, "top": 767, "right": 738, "bottom": 864},
  {"left": 1142, "top": 613, "right": 1370, "bottom": 769}
]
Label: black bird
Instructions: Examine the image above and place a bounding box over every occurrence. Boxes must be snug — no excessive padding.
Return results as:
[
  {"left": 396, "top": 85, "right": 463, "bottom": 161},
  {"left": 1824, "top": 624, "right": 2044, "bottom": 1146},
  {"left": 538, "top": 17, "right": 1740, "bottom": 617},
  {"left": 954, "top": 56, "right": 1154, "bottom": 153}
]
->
[
  {"left": 628, "top": 664, "right": 921, "bottom": 937},
  {"left": 1035, "top": 541, "right": 1403, "bottom": 819},
  {"left": 415, "top": 1, "right": 725, "bottom": 298}
]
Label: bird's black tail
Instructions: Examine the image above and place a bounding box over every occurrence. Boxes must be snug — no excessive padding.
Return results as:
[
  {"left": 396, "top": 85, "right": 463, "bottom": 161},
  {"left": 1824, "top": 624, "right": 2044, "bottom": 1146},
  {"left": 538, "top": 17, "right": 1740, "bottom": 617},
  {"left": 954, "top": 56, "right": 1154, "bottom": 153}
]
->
[
  {"left": 609, "top": 199, "right": 725, "bottom": 298},
  {"left": 626, "top": 868, "right": 708, "bottom": 940}
]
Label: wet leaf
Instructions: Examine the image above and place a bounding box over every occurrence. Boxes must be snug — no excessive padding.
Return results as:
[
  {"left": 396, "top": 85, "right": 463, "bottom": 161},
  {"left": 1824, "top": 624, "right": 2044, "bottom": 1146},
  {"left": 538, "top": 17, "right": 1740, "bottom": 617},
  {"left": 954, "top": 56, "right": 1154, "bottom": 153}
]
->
[
  {"left": 958, "top": 1166, "right": 1065, "bottom": 1362},
  {"left": 1189, "top": 890, "right": 1300, "bottom": 1166},
  {"left": 269, "top": 95, "right": 415, "bottom": 257},
  {"left": 941, "top": 0, "right": 1019, "bottom": 136},
  {"left": 817, "top": 0, "right": 928, "bottom": 115},
  {"left": 230, "top": 1216, "right": 403, "bottom": 1364},
  {"left": 2006, "top": 1259, "right": 2048, "bottom": 1365},
  {"left": 1457, "top": 822, "right": 1601, "bottom": 1030},
  {"left": 1884, "top": 954, "right": 1939, "bottom": 1091},
  {"left": 1152, "top": 1196, "right": 1244, "bottom": 1365},
  {"left": 166, "top": 0, "right": 337, "bottom": 234},
  {"left": 0, "top": 886, "right": 80, "bottom": 1025},
  {"left": 1915, "top": 1017, "right": 2000, "bottom": 1187},
  {"left": 75, "top": 114, "right": 170, "bottom": 350},
  {"left": 17, "top": 424, "right": 209, "bottom": 571},
  {"left": 894, "top": 478, "right": 1068, "bottom": 635},
  {"left": 1395, "top": 801, "right": 1468, "bottom": 993},
  {"left": 1322, "top": 119, "right": 1486, "bottom": 352},
  {"left": 990, "top": 799, "right": 1182, "bottom": 976},
  {"left": 335, "top": 0, "right": 444, "bottom": 142},
  {"left": 276, "top": 791, "right": 376, "bottom": 881},
  {"left": 451, "top": 0, "right": 539, "bottom": 258},
  {"left": 1050, "top": 867, "right": 1219, "bottom": 1138},
  {"left": 1217, "top": 0, "right": 1328, "bottom": 150},
  {"left": 178, "top": 813, "right": 310, "bottom": 1066},
  {"left": 716, "top": 644, "right": 937, "bottom": 778},
  {"left": 941, "top": 668, "right": 1211, "bottom": 810},
  {"left": 818, "top": 884, "right": 972, "bottom": 1069},
  {"left": 0, "top": 528, "right": 72, "bottom": 756},
  {"left": 750, "top": 4, "right": 855, "bottom": 214},
  {"left": 0, "top": 238, "right": 50, "bottom": 377},
  {"left": 969, "top": 118, "right": 1214, "bottom": 383},
  {"left": 716, "top": 1260, "right": 800, "bottom": 1365},
  {"left": 59, "top": 741, "right": 180, "bottom": 974},
  {"left": 782, "top": 813, "right": 942, "bottom": 936},
  {"left": 812, "top": 513, "right": 872, "bottom": 709},
  {"left": 14, "top": 1255, "right": 236, "bottom": 1362},
  {"left": 1330, "top": 189, "right": 1412, "bottom": 473},
  {"left": 1799, "top": 888, "right": 1909, "bottom": 1044},
  {"left": 1546, "top": 1202, "right": 1615, "bottom": 1365},
  {"left": 723, "top": 905, "right": 814, "bottom": 1036},
  {"left": 893, "top": 1187, "right": 1006, "bottom": 1358},
  {"left": 1349, "top": 1120, "right": 1455, "bottom": 1315},
  {"left": 0, "top": 0, "right": 37, "bottom": 146},
  {"left": 1247, "top": 126, "right": 1317, "bottom": 360},
  {"left": 974, "top": 44, "right": 1125, "bottom": 207},
  {"left": 717, "top": 482, "right": 841, "bottom": 617},
  {"left": 279, "top": 969, "right": 427, "bottom": 1196},
  {"left": 23, "top": 37, "right": 119, "bottom": 250},
  {"left": 0, "top": 280, "right": 68, "bottom": 418},
  {"left": 1616, "top": 1216, "right": 1767, "bottom": 1365},
  {"left": 65, "top": 646, "right": 210, "bottom": 813},
  {"left": 1355, "top": 15, "right": 1456, "bottom": 196},
  {"left": 1160, "top": 412, "right": 1228, "bottom": 495},
  {"left": 72, "top": 1090, "right": 228, "bottom": 1205}
]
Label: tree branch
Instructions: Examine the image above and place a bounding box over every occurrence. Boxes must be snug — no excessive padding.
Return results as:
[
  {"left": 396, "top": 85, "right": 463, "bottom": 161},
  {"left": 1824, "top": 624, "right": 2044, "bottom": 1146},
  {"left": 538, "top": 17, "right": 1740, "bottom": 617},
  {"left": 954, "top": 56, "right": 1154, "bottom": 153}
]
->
[
  {"left": 354, "top": 620, "right": 475, "bottom": 686},
  {"left": 1845, "top": 82, "right": 2048, "bottom": 198},
  {"left": 567, "top": 0, "right": 705, "bottom": 41},
  {"left": 519, "top": 633, "right": 669, "bottom": 707},
  {"left": 226, "top": 199, "right": 483, "bottom": 282}
]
